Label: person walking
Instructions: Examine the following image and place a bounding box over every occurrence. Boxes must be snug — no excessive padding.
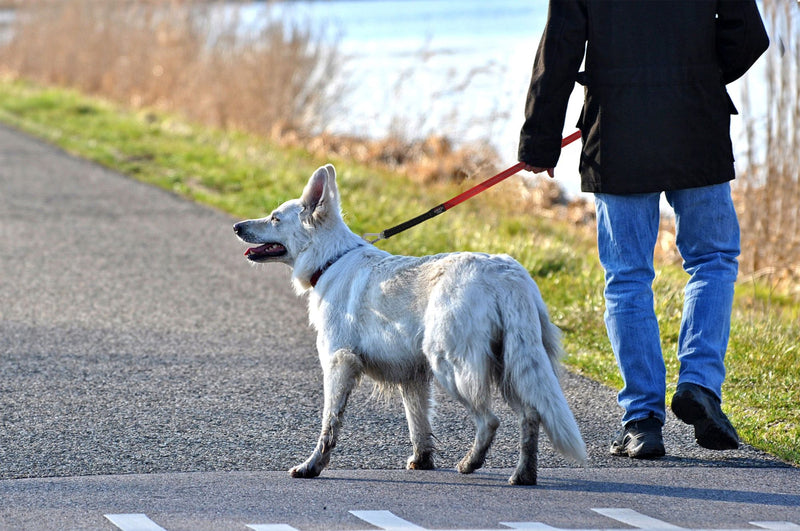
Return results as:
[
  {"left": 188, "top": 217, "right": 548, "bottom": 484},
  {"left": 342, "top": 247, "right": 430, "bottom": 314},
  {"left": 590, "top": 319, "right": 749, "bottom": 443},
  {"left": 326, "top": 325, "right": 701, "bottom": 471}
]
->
[{"left": 518, "top": 0, "right": 769, "bottom": 458}]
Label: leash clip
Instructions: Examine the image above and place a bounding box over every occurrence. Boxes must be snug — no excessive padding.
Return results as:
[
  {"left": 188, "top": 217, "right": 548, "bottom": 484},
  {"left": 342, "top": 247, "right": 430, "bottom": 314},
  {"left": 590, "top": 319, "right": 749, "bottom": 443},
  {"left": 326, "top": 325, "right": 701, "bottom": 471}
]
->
[{"left": 362, "top": 232, "right": 385, "bottom": 244}]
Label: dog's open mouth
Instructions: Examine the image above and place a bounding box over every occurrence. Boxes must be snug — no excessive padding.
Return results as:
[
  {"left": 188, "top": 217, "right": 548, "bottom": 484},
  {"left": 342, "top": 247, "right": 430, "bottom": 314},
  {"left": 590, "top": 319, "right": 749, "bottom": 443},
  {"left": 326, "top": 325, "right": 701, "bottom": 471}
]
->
[{"left": 244, "top": 242, "right": 287, "bottom": 262}]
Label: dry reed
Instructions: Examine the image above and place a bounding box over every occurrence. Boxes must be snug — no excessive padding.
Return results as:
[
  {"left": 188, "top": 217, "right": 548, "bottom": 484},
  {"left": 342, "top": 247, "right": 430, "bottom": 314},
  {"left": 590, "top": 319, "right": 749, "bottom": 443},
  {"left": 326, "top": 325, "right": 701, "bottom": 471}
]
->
[
  {"left": 737, "top": 0, "right": 800, "bottom": 291},
  {"left": 0, "top": 0, "right": 341, "bottom": 137}
]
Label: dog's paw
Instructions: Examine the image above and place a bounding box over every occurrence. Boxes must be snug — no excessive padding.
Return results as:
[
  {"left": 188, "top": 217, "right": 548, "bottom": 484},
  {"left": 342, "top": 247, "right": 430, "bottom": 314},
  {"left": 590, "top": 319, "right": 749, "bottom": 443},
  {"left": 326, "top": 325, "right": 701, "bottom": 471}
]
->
[
  {"left": 456, "top": 461, "right": 476, "bottom": 474},
  {"left": 406, "top": 454, "right": 435, "bottom": 470},
  {"left": 289, "top": 463, "right": 321, "bottom": 479},
  {"left": 456, "top": 455, "right": 483, "bottom": 475},
  {"left": 508, "top": 470, "right": 537, "bottom": 486}
]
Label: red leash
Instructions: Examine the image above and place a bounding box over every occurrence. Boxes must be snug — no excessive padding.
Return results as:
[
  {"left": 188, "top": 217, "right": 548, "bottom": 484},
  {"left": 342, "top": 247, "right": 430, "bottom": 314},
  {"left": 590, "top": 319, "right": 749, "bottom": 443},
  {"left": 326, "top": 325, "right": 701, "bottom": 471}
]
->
[{"left": 364, "top": 130, "right": 581, "bottom": 243}]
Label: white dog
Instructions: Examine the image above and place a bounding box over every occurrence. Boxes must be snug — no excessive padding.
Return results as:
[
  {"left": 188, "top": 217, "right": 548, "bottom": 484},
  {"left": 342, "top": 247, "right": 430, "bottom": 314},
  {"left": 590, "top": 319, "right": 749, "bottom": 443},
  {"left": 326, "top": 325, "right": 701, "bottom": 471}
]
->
[{"left": 234, "top": 164, "right": 586, "bottom": 485}]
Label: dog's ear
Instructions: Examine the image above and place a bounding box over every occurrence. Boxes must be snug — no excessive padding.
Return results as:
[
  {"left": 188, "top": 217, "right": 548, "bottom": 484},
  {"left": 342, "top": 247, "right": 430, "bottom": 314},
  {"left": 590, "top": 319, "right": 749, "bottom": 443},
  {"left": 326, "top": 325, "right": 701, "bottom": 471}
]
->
[{"left": 300, "top": 164, "right": 339, "bottom": 224}]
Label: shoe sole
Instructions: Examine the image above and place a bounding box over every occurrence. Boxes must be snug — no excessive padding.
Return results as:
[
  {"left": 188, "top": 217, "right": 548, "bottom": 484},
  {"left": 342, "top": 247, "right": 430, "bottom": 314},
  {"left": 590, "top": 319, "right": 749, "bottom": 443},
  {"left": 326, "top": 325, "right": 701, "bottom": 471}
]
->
[
  {"left": 610, "top": 438, "right": 665, "bottom": 459},
  {"left": 672, "top": 391, "right": 739, "bottom": 450},
  {"left": 610, "top": 447, "right": 665, "bottom": 459},
  {"left": 626, "top": 439, "right": 666, "bottom": 459}
]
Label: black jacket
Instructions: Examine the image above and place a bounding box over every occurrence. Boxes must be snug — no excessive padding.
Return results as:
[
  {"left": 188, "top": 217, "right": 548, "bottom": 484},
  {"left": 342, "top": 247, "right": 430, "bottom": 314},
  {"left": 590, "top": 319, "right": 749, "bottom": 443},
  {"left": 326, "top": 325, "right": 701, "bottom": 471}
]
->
[{"left": 518, "top": 0, "right": 769, "bottom": 194}]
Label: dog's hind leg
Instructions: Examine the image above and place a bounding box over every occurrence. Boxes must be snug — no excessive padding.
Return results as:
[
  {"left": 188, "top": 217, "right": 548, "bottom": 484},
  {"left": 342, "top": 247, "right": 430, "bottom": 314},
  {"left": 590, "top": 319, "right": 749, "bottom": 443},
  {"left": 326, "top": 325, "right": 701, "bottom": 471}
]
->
[
  {"left": 427, "top": 352, "right": 499, "bottom": 475},
  {"left": 290, "top": 348, "right": 362, "bottom": 479},
  {"left": 424, "top": 307, "right": 499, "bottom": 475},
  {"left": 400, "top": 378, "right": 435, "bottom": 470},
  {"left": 456, "top": 401, "right": 500, "bottom": 474},
  {"left": 509, "top": 406, "right": 541, "bottom": 486},
  {"left": 436, "top": 361, "right": 499, "bottom": 474}
]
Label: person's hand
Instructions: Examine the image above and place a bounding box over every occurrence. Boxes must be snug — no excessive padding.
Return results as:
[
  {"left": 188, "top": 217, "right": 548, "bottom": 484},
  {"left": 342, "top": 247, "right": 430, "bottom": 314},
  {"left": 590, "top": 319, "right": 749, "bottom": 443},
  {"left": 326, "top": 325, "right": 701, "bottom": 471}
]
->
[{"left": 522, "top": 164, "right": 555, "bottom": 178}]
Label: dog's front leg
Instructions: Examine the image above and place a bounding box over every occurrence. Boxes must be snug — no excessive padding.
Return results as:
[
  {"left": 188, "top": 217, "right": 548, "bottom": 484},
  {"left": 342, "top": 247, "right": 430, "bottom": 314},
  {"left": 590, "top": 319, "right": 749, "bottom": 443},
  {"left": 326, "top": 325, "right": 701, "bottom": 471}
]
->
[
  {"left": 289, "top": 348, "right": 363, "bottom": 479},
  {"left": 400, "top": 378, "right": 435, "bottom": 470}
]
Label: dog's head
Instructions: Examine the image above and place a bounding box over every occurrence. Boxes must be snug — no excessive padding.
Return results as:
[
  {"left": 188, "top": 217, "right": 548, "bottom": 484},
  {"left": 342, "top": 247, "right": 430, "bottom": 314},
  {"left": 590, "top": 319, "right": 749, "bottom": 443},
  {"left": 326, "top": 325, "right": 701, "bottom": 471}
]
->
[{"left": 233, "top": 164, "right": 342, "bottom": 267}]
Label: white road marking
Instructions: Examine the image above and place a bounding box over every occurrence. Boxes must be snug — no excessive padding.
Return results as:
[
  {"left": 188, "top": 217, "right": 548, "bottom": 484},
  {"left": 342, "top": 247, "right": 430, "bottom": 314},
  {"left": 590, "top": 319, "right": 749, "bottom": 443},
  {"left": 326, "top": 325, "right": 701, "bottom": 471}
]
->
[
  {"left": 350, "top": 510, "right": 428, "bottom": 530},
  {"left": 500, "top": 523, "right": 560, "bottom": 530},
  {"left": 104, "top": 514, "right": 168, "bottom": 531},
  {"left": 101, "top": 509, "right": 799, "bottom": 531},
  {"left": 592, "top": 508, "right": 686, "bottom": 529}
]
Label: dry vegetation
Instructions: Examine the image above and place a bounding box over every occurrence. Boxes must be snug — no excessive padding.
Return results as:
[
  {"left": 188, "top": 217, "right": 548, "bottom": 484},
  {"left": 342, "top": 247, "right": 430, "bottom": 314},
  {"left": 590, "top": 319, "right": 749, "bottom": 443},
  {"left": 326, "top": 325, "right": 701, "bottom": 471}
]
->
[
  {"left": 0, "top": 0, "right": 339, "bottom": 136},
  {"left": 0, "top": 0, "right": 503, "bottom": 185},
  {"left": 737, "top": 0, "right": 800, "bottom": 292}
]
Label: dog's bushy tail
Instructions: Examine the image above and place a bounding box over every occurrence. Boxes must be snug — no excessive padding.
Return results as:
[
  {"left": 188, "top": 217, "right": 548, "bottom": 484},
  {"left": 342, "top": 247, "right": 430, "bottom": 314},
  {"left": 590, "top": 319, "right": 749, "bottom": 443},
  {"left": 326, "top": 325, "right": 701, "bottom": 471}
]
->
[{"left": 502, "top": 281, "right": 587, "bottom": 465}]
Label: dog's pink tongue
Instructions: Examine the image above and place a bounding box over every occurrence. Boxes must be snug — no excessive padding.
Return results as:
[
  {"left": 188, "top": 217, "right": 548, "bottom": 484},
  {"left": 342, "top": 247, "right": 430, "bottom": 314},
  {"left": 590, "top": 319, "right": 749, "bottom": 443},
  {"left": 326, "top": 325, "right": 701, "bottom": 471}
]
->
[{"left": 245, "top": 244, "right": 269, "bottom": 256}]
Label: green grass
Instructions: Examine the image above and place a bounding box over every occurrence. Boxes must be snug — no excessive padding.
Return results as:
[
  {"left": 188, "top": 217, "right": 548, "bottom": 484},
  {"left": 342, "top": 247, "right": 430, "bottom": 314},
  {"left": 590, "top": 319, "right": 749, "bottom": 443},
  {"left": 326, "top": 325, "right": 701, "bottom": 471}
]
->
[{"left": 1, "top": 78, "right": 797, "bottom": 465}]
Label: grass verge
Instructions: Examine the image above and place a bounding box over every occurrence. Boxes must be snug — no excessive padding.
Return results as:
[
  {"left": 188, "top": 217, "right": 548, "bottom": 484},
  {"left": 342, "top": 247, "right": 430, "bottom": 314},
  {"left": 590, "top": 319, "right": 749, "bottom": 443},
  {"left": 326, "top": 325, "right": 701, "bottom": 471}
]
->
[{"left": 1, "top": 78, "right": 797, "bottom": 465}]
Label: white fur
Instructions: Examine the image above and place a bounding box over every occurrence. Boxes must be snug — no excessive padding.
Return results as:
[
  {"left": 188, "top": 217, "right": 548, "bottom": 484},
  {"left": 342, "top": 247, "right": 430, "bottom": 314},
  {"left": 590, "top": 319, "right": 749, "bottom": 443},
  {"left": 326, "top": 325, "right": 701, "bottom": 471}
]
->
[{"left": 234, "top": 164, "right": 586, "bottom": 485}]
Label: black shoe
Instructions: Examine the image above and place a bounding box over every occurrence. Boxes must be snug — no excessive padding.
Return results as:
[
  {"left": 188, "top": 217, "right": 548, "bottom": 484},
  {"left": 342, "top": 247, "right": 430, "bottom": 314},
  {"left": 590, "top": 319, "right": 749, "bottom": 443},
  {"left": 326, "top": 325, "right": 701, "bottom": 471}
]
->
[
  {"left": 609, "top": 417, "right": 666, "bottom": 459},
  {"left": 671, "top": 383, "right": 739, "bottom": 450}
]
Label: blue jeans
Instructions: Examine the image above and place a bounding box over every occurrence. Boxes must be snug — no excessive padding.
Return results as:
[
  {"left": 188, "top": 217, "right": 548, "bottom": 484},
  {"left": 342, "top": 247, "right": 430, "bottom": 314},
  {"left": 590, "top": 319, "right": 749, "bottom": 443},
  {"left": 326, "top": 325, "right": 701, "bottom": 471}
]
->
[{"left": 594, "top": 183, "right": 740, "bottom": 426}]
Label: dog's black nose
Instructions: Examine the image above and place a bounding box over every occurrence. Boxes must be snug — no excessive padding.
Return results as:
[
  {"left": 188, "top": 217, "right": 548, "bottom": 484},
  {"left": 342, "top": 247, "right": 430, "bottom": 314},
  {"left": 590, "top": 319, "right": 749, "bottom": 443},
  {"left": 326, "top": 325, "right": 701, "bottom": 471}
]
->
[{"left": 233, "top": 222, "right": 242, "bottom": 235}]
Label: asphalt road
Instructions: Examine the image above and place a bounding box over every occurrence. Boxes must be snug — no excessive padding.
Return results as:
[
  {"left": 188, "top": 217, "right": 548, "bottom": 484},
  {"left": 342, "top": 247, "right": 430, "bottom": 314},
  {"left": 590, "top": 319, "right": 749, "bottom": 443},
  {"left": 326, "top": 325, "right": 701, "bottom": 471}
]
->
[{"left": 0, "top": 123, "right": 797, "bottom": 530}]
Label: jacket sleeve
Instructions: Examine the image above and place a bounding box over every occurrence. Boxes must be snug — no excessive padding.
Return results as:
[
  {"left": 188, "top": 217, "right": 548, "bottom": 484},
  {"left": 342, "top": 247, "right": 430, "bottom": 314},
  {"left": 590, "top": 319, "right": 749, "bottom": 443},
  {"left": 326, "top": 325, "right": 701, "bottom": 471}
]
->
[
  {"left": 518, "top": 0, "right": 587, "bottom": 167},
  {"left": 716, "top": 0, "right": 770, "bottom": 84}
]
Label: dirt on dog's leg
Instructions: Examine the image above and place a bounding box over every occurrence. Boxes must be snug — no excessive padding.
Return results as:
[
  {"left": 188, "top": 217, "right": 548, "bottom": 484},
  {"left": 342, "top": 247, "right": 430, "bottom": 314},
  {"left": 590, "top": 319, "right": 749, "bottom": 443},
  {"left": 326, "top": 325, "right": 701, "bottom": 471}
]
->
[
  {"left": 456, "top": 408, "right": 499, "bottom": 474},
  {"left": 289, "top": 349, "right": 362, "bottom": 479},
  {"left": 509, "top": 408, "right": 540, "bottom": 485},
  {"left": 400, "top": 378, "right": 436, "bottom": 470}
]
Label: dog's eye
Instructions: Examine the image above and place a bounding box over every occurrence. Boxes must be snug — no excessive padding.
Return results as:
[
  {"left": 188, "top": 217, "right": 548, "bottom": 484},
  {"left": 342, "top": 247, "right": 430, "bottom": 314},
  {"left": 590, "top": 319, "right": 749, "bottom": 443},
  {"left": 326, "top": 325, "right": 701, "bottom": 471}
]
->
[{"left": 270, "top": 215, "right": 280, "bottom": 224}]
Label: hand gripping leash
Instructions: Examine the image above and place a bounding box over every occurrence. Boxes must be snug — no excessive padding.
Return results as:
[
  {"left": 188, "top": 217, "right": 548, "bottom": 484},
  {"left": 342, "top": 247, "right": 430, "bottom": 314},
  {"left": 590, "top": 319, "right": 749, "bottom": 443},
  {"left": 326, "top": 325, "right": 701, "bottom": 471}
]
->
[{"left": 363, "top": 130, "right": 581, "bottom": 243}]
